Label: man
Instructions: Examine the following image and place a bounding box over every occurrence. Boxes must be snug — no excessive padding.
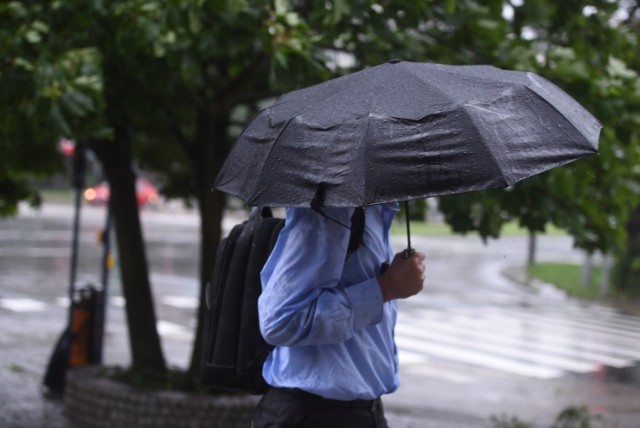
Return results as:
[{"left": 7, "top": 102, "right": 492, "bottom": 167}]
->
[{"left": 254, "top": 203, "right": 425, "bottom": 428}]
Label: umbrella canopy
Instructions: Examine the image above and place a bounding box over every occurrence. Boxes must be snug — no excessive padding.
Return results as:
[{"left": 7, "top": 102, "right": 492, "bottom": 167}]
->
[{"left": 215, "top": 60, "right": 600, "bottom": 208}]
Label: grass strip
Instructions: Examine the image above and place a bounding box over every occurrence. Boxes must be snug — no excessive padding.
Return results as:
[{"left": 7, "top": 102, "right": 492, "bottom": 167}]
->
[{"left": 528, "top": 262, "right": 603, "bottom": 300}]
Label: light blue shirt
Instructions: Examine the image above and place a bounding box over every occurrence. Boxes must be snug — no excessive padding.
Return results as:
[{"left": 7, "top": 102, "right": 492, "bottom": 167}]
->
[{"left": 258, "top": 203, "right": 400, "bottom": 401}]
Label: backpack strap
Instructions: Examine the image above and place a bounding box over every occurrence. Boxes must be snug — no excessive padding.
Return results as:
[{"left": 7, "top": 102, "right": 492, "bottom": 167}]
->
[
  {"left": 249, "top": 206, "right": 273, "bottom": 220},
  {"left": 309, "top": 205, "right": 365, "bottom": 258},
  {"left": 347, "top": 207, "right": 365, "bottom": 256}
]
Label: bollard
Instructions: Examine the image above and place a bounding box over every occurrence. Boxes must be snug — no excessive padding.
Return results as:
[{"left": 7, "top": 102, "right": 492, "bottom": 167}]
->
[{"left": 69, "top": 284, "right": 102, "bottom": 367}]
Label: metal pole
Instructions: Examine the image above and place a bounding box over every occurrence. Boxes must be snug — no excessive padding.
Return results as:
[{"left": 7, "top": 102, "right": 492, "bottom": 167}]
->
[
  {"left": 93, "top": 205, "right": 112, "bottom": 364},
  {"left": 67, "top": 142, "right": 86, "bottom": 322}
]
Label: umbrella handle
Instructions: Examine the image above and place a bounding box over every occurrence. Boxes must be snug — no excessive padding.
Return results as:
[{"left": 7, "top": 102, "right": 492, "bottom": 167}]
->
[
  {"left": 403, "top": 247, "right": 416, "bottom": 259},
  {"left": 380, "top": 248, "right": 415, "bottom": 274}
]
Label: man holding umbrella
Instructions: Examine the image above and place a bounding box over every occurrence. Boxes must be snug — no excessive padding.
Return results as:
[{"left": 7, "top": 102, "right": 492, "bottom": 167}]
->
[
  {"left": 254, "top": 204, "right": 426, "bottom": 427},
  {"left": 214, "top": 60, "right": 600, "bottom": 427}
]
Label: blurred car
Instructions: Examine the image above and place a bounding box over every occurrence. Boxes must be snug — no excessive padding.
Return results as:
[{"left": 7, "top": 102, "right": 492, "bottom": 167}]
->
[{"left": 83, "top": 177, "right": 159, "bottom": 208}]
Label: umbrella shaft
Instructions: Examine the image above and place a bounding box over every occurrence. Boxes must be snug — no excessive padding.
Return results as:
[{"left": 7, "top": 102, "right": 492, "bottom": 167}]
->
[{"left": 404, "top": 201, "right": 415, "bottom": 258}]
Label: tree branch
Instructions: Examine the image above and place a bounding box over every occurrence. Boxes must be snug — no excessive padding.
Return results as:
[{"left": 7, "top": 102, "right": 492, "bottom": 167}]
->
[
  {"left": 624, "top": 1, "right": 639, "bottom": 26},
  {"left": 218, "top": 53, "right": 270, "bottom": 107},
  {"left": 229, "top": 89, "right": 283, "bottom": 105}
]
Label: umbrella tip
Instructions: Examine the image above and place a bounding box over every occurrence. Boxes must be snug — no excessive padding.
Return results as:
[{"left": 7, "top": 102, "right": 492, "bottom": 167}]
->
[{"left": 388, "top": 59, "right": 401, "bottom": 64}]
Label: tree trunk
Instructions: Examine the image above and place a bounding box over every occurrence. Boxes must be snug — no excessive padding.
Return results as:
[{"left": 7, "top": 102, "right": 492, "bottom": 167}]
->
[
  {"left": 616, "top": 206, "right": 640, "bottom": 291},
  {"left": 581, "top": 252, "right": 593, "bottom": 288},
  {"left": 91, "top": 135, "right": 166, "bottom": 374},
  {"left": 599, "top": 254, "right": 612, "bottom": 298},
  {"left": 187, "top": 112, "right": 229, "bottom": 378},
  {"left": 527, "top": 231, "right": 537, "bottom": 267},
  {"left": 92, "top": 38, "right": 166, "bottom": 373}
]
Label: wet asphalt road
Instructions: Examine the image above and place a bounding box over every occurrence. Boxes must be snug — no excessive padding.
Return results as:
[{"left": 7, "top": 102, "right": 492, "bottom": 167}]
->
[{"left": 1, "top": 202, "right": 639, "bottom": 427}]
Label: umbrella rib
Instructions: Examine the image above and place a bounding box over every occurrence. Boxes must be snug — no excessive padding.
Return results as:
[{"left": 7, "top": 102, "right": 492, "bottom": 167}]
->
[
  {"left": 273, "top": 70, "right": 369, "bottom": 123},
  {"left": 414, "top": 65, "right": 598, "bottom": 150},
  {"left": 246, "top": 115, "right": 297, "bottom": 206},
  {"left": 522, "top": 78, "right": 600, "bottom": 149},
  {"left": 461, "top": 103, "right": 511, "bottom": 188},
  {"left": 399, "top": 65, "right": 461, "bottom": 119},
  {"left": 463, "top": 83, "right": 598, "bottom": 190},
  {"left": 359, "top": 113, "right": 374, "bottom": 207},
  {"left": 421, "top": 64, "right": 597, "bottom": 143}
]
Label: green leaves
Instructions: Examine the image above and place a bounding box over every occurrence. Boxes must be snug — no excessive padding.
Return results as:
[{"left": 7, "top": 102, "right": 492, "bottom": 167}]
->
[{"left": 607, "top": 56, "right": 638, "bottom": 80}]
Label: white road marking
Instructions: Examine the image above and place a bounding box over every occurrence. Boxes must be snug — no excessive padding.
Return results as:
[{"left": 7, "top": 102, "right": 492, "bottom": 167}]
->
[{"left": 0, "top": 298, "right": 47, "bottom": 312}]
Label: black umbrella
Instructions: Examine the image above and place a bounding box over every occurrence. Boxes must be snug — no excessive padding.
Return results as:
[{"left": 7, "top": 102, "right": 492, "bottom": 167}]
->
[{"left": 215, "top": 60, "right": 600, "bottom": 250}]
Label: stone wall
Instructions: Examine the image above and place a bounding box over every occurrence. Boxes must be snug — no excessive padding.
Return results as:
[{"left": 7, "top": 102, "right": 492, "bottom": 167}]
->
[{"left": 64, "top": 367, "right": 259, "bottom": 428}]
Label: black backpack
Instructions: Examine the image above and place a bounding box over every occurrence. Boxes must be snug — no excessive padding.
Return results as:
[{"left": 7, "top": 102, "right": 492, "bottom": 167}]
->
[{"left": 201, "top": 206, "right": 364, "bottom": 394}]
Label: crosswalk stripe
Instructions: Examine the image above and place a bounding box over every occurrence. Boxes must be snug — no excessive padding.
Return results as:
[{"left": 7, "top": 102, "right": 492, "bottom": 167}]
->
[
  {"left": 0, "top": 298, "right": 47, "bottom": 312},
  {"left": 478, "top": 303, "right": 640, "bottom": 335},
  {"left": 161, "top": 295, "right": 199, "bottom": 309},
  {"left": 472, "top": 309, "right": 640, "bottom": 340},
  {"left": 157, "top": 321, "right": 193, "bottom": 341},
  {"left": 395, "top": 322, "right": 597, "bottom": 373},
  {"left": 151, "top": 272, "right": 198, "bottom": 288},
  {"left": 551, "top": 304, "right": 640, "bottom": 330},
  {"left": 0, "top": 230, "right": 77, "bottom": 240},
  {"left": 394, "top": 334, "right": 563, "bottom": 379},
  {"left": 498, "top": 315, "right": 640, "bottom": 358},
  {"left": 398, "top": 313, "right": 632, "bottom": 369},
  {"left": 0, "top": 248, "right": 72, "bottom": 257},
  {"left": 397, "top": 349, "right": 429, "bottom": 365},
  {"left": 395, "top": 300, "right": 640, "bottom": 380},
  {"left": 411, "top": 310, "right": 640, "bottom": 360},
  {"left": 495, "top": 308, "right": 640, "bottom": 341}
]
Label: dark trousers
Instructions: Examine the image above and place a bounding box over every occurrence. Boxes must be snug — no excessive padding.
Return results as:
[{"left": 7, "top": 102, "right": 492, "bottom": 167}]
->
[{"left": 253, "top": 387, "right": 389, "bottom": 428}]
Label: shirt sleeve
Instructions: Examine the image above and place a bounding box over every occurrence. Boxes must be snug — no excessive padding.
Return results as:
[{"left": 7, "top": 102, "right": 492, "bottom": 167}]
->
[{"left": 258, "top": 207, "right": 385, "bottom": 347}]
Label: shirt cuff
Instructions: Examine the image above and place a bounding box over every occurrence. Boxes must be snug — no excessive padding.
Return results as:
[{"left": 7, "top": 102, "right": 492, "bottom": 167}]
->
[{"left": 343, "top": 278, "right": 384, "bottom": 330}]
